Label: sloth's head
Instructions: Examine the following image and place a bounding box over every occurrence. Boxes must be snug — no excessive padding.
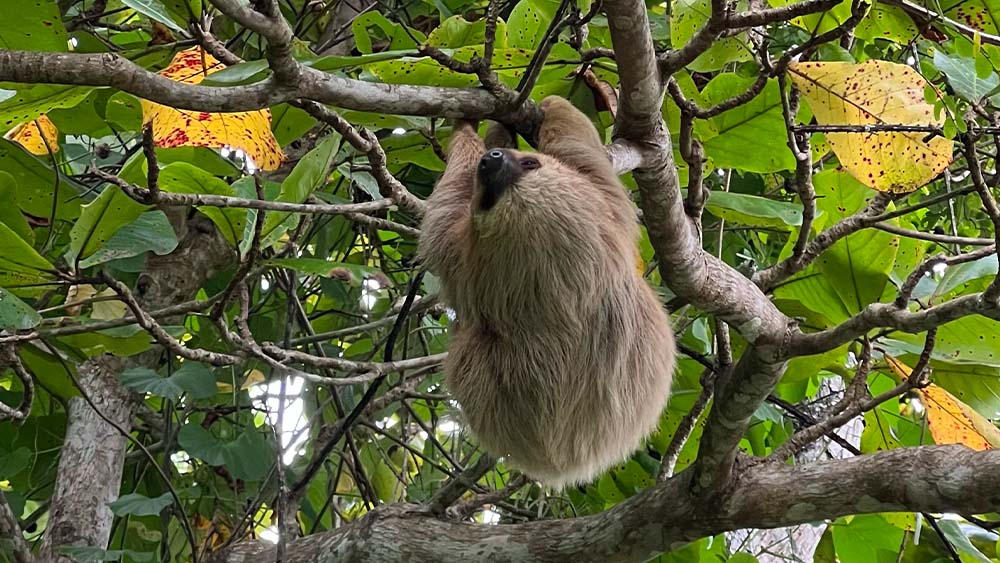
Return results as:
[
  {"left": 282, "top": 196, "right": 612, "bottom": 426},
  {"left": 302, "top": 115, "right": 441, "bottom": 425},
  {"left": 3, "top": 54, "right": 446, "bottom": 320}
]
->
[
  {"left": 472, "top": 148, "right": 588, "bottom": 220},
  {"left": 474, "top": 148, "right": 540, "bottom": 212}
]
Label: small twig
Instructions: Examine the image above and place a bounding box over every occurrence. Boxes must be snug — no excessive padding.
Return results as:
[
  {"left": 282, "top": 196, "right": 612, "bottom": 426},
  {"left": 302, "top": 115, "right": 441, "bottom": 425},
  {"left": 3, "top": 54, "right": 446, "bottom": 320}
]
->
[
  {"left": 429, "top": 454, "right": 498, "bottom": 515},
  {"left": 0, "top": 490, "right": 32, "bottom": 563},
  {"left": 288, "top": 270, "right": 426, "bottom": 501},
  {"left": 448, "top": 474, "right": 530, "bottom": 520},
  {"left": 0, "top": 344, "right": 35, "bottom": 422}
]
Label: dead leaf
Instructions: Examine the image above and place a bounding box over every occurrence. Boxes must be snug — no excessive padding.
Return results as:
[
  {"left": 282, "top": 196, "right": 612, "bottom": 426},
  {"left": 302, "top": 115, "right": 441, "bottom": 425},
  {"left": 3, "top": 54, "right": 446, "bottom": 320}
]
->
[
  {"left": 65, "top": 284, "right": 98, "bottom": 316},
  {"left": 790, "top": 60, "right": 953, "bottom": 193},
  {"left": 883, "top": 353, "right": 999, "bottom": 451},
  {"left": 141, "top": 48, "right": 284, "bottom": 171},
  {"left": 581, "top": 68, "right": 618, "bottom": 118},
  {"left": 5, "top": 115, "right": 59, "bottom": 155}
]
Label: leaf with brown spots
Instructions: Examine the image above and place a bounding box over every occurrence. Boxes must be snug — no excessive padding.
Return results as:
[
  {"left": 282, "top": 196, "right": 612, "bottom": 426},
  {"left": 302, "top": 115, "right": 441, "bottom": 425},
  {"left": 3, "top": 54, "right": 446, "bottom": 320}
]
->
[
  {"left": 4, "top": 114, "right": 59, "bottom": 155},
  {"left": 140, "top": 48, "right": 284, "bottom": 171},
  {"left": 789, "top": 60, "right": 954, "bottom": 193},
  {"left": 884, "top": 354, "right": 999, "bottom": 451}
]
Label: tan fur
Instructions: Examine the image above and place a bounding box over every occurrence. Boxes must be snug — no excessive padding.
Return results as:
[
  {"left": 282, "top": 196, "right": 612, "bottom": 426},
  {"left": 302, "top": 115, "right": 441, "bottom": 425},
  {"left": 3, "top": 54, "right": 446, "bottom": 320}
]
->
[{"left": 418, "top": 96, "right": 676, "bottom": 489}]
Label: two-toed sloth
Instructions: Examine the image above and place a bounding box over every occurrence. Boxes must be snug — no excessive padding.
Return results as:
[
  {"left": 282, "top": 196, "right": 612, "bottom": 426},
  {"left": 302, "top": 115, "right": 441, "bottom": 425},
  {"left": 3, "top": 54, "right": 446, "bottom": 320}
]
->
[{"left": 418, "top": 96, "right": 676, "bottom": 489}]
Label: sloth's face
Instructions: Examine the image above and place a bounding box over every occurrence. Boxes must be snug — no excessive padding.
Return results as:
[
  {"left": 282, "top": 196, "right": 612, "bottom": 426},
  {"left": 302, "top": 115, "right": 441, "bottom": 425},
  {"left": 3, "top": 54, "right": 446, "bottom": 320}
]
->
[{"left": 475, "top": 148, "right": 541, "bottom": 212}]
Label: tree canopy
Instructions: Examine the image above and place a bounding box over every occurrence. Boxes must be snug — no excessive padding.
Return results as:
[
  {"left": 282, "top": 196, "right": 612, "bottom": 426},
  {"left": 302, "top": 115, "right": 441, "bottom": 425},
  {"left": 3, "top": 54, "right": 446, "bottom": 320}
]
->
[{"left": 1, "top": 0, "right": 1000, "bottom": 562}]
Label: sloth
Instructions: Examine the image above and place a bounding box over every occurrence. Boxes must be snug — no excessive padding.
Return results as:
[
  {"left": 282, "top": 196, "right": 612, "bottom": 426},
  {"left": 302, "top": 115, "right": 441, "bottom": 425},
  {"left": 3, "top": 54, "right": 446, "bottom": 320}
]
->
[{"left": 418, "top": 96, "right": 676, "bottom": 489}]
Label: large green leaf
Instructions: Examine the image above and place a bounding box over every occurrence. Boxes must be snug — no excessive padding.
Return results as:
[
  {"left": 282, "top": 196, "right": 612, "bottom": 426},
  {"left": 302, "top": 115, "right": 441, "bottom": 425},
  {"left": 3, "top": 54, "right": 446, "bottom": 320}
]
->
[
  {"left": 0, "top": 85, "right": 91, "bottom": 131},
  {"left": 703, "top": 191, "right": 818, "bottom": 229},
  {"left": 261, "top": 133, "right": 342, "bottom": 238},
  {"left": 0, "top": 286, "right": 41, "bottom": 329},
  {"left": 68, "top": 187, "right": 149, "bottom": 265},
  {"left": 0, "top": 222, "right": 56, "bottom": 294},
  {"left": 0, "top": 138, "right": 83, "bottom": 220},
  {"left": 0, "top": 171, "right": 33, "bottom": 244},
  {"left": 812, "top": 170, "right": 896, "bottom": 313},
  {"left": 0, "top": 0, "right": 68, "bottom": 52},
  {"left": 671, "top": 0, "right": 751, "bottom": 72},
  {"left": 120, "top": 363, "right": 217, "bottom": 400},
  {"left": 158, "top": 162, "right": 246, "bottom": 246},
  {"left": 121, "top": 0, "right": 187, "bottom": 32},
  {"left": 79, "top": 210, "right": 178, "bottom": 268},
  {"left": 177, "top": 424, "right": 273, "bottom": 481},
  {"left": 108, "top": 492, "right": 173, "bottom": 517},
  {"left": 427, "top": 15, "right": 509, "bottom": 48},
  {"left": 697, "top": 75, "right": 796, "bottom": 173},
  {"left": 830, "top": 514, "right": 905, "bottom": 563}
]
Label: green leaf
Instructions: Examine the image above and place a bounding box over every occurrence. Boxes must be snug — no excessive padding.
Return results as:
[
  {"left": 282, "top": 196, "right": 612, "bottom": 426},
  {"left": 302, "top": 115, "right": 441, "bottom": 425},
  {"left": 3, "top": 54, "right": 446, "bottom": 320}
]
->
[
  {"left": 367, "top": 45, "right": 576, "bottom": 89},
  {"left": 0, "top": 138, "right": 83, "bottom": 220},
  {"left": 671, "top": 0, "right": 751, "bottom": 72},
  {"left": 697, "top": 75, "right": 796, "bottom": 173},
  {"left": 177, "top": 424, "right": 226, "bottom": 465},
  {"left": 704, "top": 191, "right": 817, "bottom": 229},
  {"left": 262, "top": 133, "right": 342, "bottom": 238},
  {"left": 352, "top": 12, "right": 423, "bottom": 54},
  {"left": 507, "top": 0, "right": 558, "bottom": 49},
  {"left": 203, "top": 51, "right": 416, "bottom": 86},
  {"left": 169, "top": 362, "right": 219, "bottom": 400},
  {"left": 79, "top": 210, "right": 178, "bottom": 268},
  {"left": 158, "top": 162, "right": 246, "bottom": 246},
  {"left": 0, "top": 221, "right": 56, "bottom": 294},
  {"left": 854, "top": 3, "right": 919, "bottom": 44},
  {"left": 831, "top": 514, "right": 905, "bottom": 563},
  {"left": 0, "top": 85, "right": 91, "bottom": 131},
  {"left": 0, "top": 171, "right": 33, "bottom": 244},
  {"left": 813, "top": 169, "right": 896, "bottom": 313},
  {"left": 0, "top": 0, "right": 68, "bottom": 52},
  {"left": 121, "top": 363, "right": 217, "bottom": 400},
  {"left": 221, "top": 431, "right": 273, "bottom": 481},
  {"left": 0, "top": 286, "right": 41, "bottom": 329},
  {"left": 933, "top": 519, "right": 993, "bottom": 563},
  {"left": 68, "top": 187, "right": 149, "bottom": 265},
  {"left": 108, "top": 492, "right": 173, "bottom": 517},
  {"left": 177, "top": 424, "right": 273, "bottom": 481},
  {"left": 427, "top": 15, "right": 508, "bottom": 48},
  {"left": 121, "top": 0, "right": 187, "bottom": 32},
  {"left": 933, "top": 50, "right": 1000, "bottom": 105},
  {"left": 121, "top": 367, "right": 185, "bottom": 399}
]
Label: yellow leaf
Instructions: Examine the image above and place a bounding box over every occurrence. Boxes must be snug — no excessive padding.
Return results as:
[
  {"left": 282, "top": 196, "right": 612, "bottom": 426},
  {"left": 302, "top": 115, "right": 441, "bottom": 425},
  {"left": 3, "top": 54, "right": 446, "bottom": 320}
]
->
[
  {"left": 920, "top": 384, "right": 999, "bottom": 450},
  {"left": 5, "top": 114, "right": 59, "bottom": 155},
  {"left": 141, "top": 48, "right": 284, "bottom": 171},
  {"left": 216, "top": 368, "right": 266, "bottom": 392},
  {"left": 883, "top": 354, "right": 998, "bottom": 450},
  {"left": 65, "top": 283, "right": 98, "bottom": 316},
  {"left": 789, "top": 60, "right": 954, "bottom": 193},
  {"left": 91, "top": 288, "right": 127, "bottom": 321}
]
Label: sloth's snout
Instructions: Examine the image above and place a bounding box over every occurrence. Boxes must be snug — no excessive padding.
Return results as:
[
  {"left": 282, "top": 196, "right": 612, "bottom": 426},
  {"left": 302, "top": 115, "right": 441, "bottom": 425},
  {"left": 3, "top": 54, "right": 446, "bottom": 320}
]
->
[
  {"left": 479, "top": 150, "right": 506, "bottom": 177},
  {"left": 477, "top": 149, "right": 514, "bottom": 212}
]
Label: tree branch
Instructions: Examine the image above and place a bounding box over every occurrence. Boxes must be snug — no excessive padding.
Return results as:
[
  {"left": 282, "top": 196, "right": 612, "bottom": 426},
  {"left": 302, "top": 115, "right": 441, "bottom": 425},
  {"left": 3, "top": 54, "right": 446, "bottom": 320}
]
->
[{"left": 217, "top": 446, "right": 1000, "bottom": 563}]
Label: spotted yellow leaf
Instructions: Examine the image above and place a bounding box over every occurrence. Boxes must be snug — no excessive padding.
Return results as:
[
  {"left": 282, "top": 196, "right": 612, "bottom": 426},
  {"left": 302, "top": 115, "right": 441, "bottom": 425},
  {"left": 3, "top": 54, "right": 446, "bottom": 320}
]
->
[
  {"left": 5, "top": 114, "right": 59, "bottom": 155},
  {"left": 884, "top": 354, "right": 999, "bottom": 450},
  {"left": 790, "top": 60, "right": 954, "bottom": 193},
  {"left": 141, "top": 48, "right": 284, "bottom": 171}
]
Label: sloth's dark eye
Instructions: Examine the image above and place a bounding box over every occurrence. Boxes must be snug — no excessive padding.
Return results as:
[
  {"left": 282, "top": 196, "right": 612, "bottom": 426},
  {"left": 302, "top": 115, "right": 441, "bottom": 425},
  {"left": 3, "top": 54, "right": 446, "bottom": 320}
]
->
[{"left": 520, "top": 157, "right": 540, "bottom": 170}]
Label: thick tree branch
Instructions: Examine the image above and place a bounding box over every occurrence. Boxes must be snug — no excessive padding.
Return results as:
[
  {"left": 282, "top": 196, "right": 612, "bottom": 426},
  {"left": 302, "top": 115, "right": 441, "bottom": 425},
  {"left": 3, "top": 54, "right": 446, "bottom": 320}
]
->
[{"left": 217, "top": 446, "right": 1000, "bottom": 563}]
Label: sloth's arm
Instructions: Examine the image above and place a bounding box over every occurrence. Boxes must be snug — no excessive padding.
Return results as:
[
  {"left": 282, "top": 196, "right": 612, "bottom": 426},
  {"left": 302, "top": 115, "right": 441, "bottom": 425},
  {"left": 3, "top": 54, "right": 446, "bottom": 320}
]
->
[
  {"left": 418, "top": 121, "right": 484, "bottom": 272},
  {"left": 537, "top": 96, "right": 618, "bottom": 188}
]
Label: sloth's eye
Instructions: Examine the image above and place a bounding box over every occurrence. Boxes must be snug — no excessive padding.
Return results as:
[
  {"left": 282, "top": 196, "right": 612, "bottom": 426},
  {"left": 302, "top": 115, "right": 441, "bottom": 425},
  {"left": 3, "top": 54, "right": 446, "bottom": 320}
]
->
[{"left": 520, "top": 158, "right": 540, "bottom": 170}]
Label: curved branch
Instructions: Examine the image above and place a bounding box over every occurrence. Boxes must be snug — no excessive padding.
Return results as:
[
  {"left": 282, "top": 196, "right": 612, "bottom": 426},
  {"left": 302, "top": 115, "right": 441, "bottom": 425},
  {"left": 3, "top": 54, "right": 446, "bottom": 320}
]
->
[{"left": 217, "top": 446, "right": 1000, "bottom": 563}]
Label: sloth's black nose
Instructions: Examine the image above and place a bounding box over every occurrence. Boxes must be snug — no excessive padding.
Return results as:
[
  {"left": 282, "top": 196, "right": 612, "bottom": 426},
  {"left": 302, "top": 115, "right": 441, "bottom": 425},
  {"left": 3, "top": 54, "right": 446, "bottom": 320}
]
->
[{"left": 479, "top": 150, "right": 506, "bottom": 175}]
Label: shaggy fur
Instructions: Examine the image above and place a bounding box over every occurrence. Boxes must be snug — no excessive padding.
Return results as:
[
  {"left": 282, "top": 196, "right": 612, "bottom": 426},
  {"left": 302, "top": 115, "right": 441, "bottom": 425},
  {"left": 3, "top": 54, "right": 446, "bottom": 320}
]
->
[{"left": 418, "top": 96, "right": 676, "bottom": 488}]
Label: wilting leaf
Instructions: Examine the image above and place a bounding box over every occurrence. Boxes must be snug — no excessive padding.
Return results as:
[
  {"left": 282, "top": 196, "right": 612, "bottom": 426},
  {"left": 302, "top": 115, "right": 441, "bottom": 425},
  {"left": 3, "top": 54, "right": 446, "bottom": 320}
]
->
[
  {"left": 790, "top": 60, "right": 953, "bottom": 192},
  {"left": 141, "top": 48, "right": 284, "bottom": 171},
  {"left": 885, "top": 354, "right": 1000, "bottom": 450},
  {"left": 5, "top": 114, "right": 59, "bottom": 154}
]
